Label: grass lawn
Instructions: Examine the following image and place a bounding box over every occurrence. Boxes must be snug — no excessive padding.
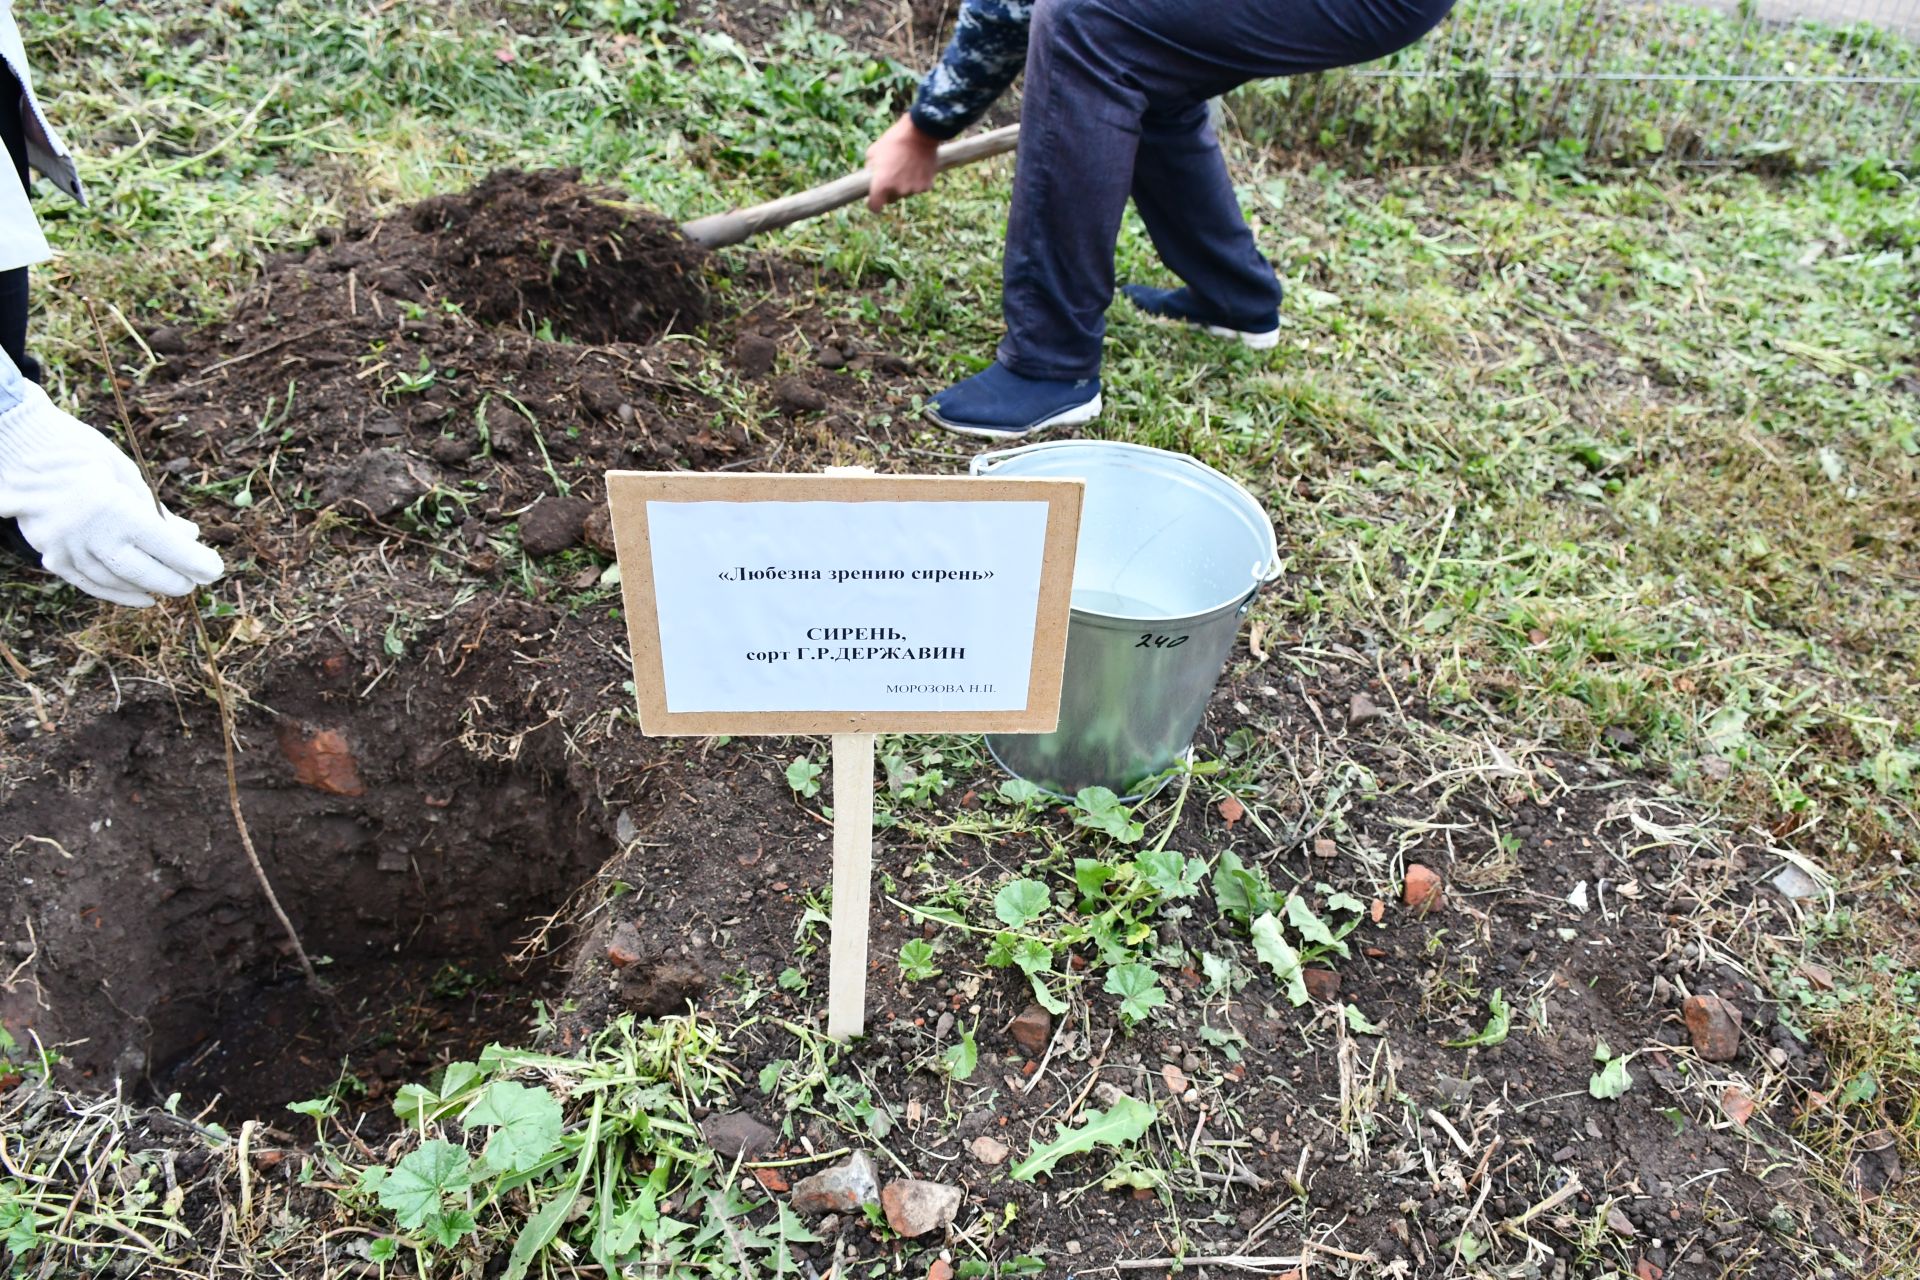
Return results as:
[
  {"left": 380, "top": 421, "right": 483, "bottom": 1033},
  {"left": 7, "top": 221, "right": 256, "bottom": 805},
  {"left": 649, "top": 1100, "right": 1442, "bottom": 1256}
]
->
[{"left": 4, "top": 0, "right": 1918, "bottom": 1274}]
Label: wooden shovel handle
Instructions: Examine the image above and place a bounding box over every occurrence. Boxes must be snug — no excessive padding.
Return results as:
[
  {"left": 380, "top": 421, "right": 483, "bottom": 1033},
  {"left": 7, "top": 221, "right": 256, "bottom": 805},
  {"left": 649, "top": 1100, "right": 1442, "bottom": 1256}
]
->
[{"left": 678, "top": 123, "right": 1021, "bottom": 249}]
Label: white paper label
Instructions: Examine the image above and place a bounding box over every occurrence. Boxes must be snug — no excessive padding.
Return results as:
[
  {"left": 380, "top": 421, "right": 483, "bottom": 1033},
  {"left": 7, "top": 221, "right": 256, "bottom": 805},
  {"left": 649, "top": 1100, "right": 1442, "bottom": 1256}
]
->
[{"left": 647, "top": 499, "right": 1052, "bottom": 714}]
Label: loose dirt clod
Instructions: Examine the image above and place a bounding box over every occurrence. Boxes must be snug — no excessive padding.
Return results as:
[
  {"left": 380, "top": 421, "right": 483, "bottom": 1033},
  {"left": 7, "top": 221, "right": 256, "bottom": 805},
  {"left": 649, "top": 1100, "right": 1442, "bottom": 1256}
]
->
[{"left": 518, "top": 495, "right": 593, "bottom": 556}]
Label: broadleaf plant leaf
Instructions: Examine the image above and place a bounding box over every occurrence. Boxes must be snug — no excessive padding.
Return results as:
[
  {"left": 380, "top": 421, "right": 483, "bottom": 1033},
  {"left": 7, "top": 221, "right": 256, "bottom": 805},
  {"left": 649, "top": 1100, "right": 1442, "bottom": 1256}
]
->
[
  {"left": 1446, "top": 989, "right": 1512, "bottom": 1049},
  {"left": 470, "top": 1080, "right": 564, "bottom": 1175},
  {"left": 377, "top": 1140, "right": 471, "bottom": 1231},
  {"left": 1011, "top": 1096, "right": 1158, "bottom": 1181},
  {"left": 942, "top": 1027, "right": 979, "bottom": 1081},
  {"left": 1250, "top": 912, "right": 1310, "bottom": 1007},
  {"left": 1102, "top": 963, "right": 1166, "bottom": 1025},
  {"left": 1285, "top": 893, "right": 1349, "bottom": 956},
  {"left": 994, "top": 878, "right": 1051, "bottom": 928},
  {"left": 1590, "top": 1044, "right": 1634, "bottom": 1099}
]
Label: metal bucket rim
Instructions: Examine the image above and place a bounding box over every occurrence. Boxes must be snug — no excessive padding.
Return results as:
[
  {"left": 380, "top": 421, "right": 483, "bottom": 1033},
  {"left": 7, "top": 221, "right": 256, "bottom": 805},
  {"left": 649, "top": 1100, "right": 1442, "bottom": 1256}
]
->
[
  {"left": 1069, "top": 586, "right": 1257, "bottom": 632},
  {"left": 970, "top": 440, "right": 1283, "bottom": 618}
]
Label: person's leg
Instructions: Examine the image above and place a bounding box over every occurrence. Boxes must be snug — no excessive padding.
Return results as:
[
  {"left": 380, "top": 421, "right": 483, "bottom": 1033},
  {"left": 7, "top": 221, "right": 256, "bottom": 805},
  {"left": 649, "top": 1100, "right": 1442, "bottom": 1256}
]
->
[
  {"left": 996, "top": 0, "right": 1456, "bottom": 379},
  {"left": 994, "top": 0, "right": 1146, "bottom": 382},
  {"left": 1125, "top": 99, "right": 1281, "bottom": 338}
]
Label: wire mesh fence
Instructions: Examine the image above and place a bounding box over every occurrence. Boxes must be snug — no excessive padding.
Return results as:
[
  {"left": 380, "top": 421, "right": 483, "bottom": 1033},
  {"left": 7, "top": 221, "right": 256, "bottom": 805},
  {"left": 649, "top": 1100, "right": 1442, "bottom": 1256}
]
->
[{"left": 1230, "top": 0, "right": 1920, "bottom": 166}]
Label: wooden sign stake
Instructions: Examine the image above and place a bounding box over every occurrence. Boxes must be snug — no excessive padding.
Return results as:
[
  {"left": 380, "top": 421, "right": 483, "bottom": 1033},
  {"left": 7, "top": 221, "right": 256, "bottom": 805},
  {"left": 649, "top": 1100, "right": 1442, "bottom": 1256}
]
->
[
  {"left": 826, "top": 731, "right": 877, "bottom": 1041},
  {"left": 821, "top": 465, "right": 877, "bottom": 1043}
]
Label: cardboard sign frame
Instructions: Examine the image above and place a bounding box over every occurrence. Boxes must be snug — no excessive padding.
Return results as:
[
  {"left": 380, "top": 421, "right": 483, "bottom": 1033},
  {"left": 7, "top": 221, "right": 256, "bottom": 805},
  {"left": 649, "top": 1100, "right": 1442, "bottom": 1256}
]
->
[{"left": 605, "top": 471, "right": 1084, "bottom": 738}]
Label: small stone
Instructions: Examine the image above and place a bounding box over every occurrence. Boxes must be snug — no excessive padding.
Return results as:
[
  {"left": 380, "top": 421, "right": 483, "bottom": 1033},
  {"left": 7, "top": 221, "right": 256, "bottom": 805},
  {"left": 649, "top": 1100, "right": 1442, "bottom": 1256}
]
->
[
  {"left": 772, "top": 377, "right": 827, "bottom": 414},
  {"left": 1066, "top": 1241, "right": 1083, "bottom": 1256},
  {"left": 790, "top": 1152, "right": 880, "bottom": 1216},
  {"left": 928, "top": 1261, "right": 954, "bottom": 1280},
  {"left": 968, "top": 1136, "right": 1009, "bottom": 1166},
  {"left": 1552, "top": 1146, "right": 1577, "bottom": 1163},
  {"left": 517, "top": 496, "right": 593, "bottom": 556},
  {"left": 1348, "top": 691, "right": 1385, "bottom": 727},
  {"left": 1303, "top": 968, "right": 1341, "bottom": 1002},
  {"left": 1771, "top": 864, "right": 1822, "bottom": 900},
  {"left": 1313, "top": 837, "right": 1337, "bottom": 859},
  {"left": 276, "top": 722, "right": 365, "bottom": 797},
  {"left": 1403, "top": 864, "right": 1444, "bottom": 914},
  {"left": 1607, "top": 1206, "right": 1637, "bottom": 1237},
  {"left": 733, "top": 333, "right": 777, "bottom": 376},
  {"left": 815, "top": 345, "right": 846, "bottom": 370},
  {"left": 700, "top": 1111, "right": 777, "bottom": 1161},
  {"left": 1161, "top": 1063, "right": 1189, "bottom": 1095},
  {"left": 1681, "top": 994, "right": 1742, "bottom": 1063},
  {"left": 1603, "top": 724, "right": 1639, "bottom": 751},
  {"left": 1181, "top": 1087, "right": 1199, "bottom": 1105},
  {"left": 934, "top": 1011, "right": 955, "bottom": 1041},
  {"left": 607, "top": 921, "right": 644, "bottom": 968},
  {"left": 1009, "top": 1003, "right": 1052, "bottom": 1056},
  {"left": 880, "top": 1179, "right": 962, "bottom": 1238},
  {"left": 1635, "top": 1259, "right": 1663, "bottom": 1280}
]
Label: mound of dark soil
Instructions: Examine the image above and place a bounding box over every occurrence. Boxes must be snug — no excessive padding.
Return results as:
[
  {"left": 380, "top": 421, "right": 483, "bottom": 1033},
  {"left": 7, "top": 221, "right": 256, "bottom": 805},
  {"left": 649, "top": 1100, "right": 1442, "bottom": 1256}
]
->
[{"left": 405, "top": 167, "right": 709, "bottom": 344}]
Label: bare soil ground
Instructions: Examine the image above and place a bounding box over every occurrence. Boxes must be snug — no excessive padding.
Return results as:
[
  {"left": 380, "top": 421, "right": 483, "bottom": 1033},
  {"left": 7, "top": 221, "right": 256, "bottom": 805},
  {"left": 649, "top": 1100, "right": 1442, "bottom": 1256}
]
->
[{"left": 0, "top": 169, "right": 1891, "bottom": 1278}]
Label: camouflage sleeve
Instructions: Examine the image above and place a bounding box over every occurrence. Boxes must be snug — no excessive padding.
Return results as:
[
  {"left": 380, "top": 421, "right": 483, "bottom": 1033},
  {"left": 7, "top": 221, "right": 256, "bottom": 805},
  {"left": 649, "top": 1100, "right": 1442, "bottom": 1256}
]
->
[{"left": 908, "top": 0, "right": 1033, "bottom": 140}]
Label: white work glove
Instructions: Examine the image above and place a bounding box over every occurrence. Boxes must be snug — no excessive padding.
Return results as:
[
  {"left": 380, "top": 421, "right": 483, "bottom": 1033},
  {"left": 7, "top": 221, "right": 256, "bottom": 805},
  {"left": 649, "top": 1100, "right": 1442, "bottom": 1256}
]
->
[{"left": 0, "top": 381, "right": 223, "bottom": 606}]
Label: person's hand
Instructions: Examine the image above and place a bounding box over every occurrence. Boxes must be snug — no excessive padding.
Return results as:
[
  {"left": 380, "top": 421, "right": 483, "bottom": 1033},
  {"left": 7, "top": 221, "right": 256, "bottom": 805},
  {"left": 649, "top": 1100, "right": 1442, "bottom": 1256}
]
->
[
  {"left": 0, "top": 382, "right": 224, "bottom": 606},
  {"left": 866, "top": 114, "right": 942, "bottom": 211}
]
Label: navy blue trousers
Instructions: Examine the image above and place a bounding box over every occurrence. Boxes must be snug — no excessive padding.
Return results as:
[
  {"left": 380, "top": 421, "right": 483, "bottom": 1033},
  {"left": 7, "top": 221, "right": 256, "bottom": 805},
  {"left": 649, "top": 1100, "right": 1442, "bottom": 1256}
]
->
[{"left": 998, "top": 0, "right": 1455, "bottom": 380}]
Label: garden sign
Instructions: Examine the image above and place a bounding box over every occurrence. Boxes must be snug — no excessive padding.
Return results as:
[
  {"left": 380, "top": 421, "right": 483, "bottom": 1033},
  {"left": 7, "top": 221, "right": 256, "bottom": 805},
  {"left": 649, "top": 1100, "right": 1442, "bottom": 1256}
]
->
[{"left": 605, "top": 469, "right": 1084, "bottom": 1038}]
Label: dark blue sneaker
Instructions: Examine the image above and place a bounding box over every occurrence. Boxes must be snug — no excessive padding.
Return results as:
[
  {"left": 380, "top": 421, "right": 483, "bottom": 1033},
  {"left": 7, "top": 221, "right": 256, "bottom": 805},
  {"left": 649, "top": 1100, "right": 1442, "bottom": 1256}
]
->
[
  {"left": 1121, "top": 285, "right": 1279, "bottom": 350},
  {"left": 924, "top": 362, "right": 1102, "bottom": 440}
]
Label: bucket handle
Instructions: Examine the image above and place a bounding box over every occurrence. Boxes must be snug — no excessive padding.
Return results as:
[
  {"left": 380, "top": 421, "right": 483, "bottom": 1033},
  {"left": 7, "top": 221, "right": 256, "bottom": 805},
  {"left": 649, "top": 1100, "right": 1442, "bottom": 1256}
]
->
[{"left": 970, "top": 440, "right": 1283, "bottom": 586}]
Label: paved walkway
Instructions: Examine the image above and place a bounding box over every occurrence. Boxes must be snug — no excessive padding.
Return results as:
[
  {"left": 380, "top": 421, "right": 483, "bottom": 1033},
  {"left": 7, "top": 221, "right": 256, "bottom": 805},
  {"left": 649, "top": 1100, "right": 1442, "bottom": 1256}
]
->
[{"left": 1707, "top": 0, "right": 1920, "bottom": 37}]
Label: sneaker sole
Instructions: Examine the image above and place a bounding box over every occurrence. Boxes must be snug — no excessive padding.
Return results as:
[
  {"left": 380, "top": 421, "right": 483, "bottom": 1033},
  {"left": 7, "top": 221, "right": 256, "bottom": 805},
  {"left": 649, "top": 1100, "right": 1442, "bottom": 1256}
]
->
[
  {"left": 1203, "top": 322, "right": 1280, "bottom": 351},
  {"left": 926, "top": 392, "right": 1103, "bottom": 440},
  {"left": 1134, "top": 307, "right": 1281, "bottom": 351}
]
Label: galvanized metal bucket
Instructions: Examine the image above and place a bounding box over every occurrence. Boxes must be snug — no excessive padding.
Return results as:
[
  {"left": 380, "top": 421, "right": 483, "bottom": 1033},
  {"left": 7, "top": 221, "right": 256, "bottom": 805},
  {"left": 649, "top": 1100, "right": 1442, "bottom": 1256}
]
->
[{"left": 972, "top": 441, "right": 1280, "bottom": 798}]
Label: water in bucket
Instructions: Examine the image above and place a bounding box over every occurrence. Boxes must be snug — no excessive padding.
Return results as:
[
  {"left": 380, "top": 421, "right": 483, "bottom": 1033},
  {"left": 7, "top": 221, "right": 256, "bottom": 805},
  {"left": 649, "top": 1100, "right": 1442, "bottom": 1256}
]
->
[{"left": 970, "top": 441, "right": 1279, "bottom": 798}]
